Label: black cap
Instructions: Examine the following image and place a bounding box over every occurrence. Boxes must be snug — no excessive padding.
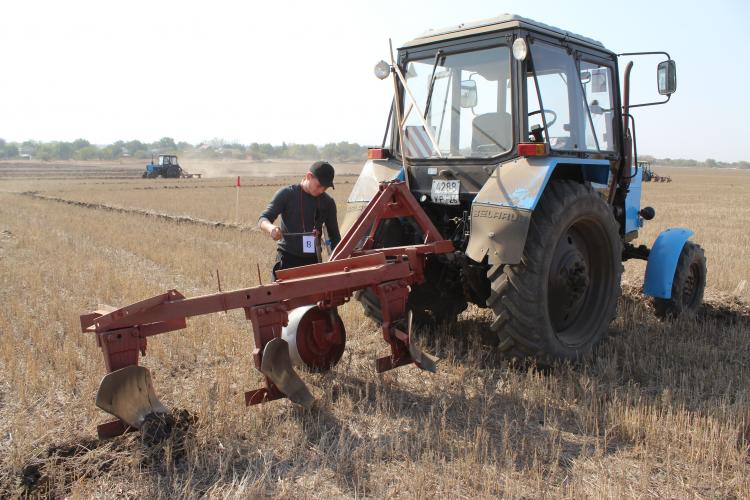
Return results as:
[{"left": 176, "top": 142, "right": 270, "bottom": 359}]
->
[{"left": 309, "top": 160, "right": 335, "bottom": 189}]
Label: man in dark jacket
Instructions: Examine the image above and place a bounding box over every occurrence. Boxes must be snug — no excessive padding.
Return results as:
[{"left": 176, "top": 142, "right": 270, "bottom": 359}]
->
[{"left": 258, "top": 161, "right": 341, "bottom": 278}]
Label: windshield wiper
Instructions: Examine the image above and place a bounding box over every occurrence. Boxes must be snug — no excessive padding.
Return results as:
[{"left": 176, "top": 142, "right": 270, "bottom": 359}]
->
[{"left": 423, "top": 50, "right": 443, "bottom": 119}]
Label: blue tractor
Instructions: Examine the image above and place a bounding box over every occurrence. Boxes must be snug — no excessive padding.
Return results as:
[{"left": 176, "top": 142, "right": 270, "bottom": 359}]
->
[
  {"left": 343, "top": 15, "right": 706, "bottom": 364},
  {"left": 142, "top": 154, "right": 200, "bottom": 178}
]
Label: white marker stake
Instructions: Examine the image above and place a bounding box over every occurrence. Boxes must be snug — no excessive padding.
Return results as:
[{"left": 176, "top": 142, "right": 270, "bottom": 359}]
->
[{"left": 235, "top": 176, "right": 240, "bottom": 222}]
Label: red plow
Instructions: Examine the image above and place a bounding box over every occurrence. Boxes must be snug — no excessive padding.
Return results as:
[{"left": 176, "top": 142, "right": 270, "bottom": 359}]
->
[{"left": 80, "top": 182, "right": 453, "bottom": 439}]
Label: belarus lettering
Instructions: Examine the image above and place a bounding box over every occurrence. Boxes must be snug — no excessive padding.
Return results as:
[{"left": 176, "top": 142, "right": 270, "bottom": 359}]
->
[{"left": 472, "top": 207, "right": 519, "bottom": 222}]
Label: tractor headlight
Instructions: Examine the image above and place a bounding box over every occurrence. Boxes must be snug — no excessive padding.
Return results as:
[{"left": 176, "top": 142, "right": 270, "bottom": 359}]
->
[
  {"left": 374, "top": 60, "right": 391, "bottom": 80},
  {"left": 512, "top": 38, "right": 528, "bottom": 61}
]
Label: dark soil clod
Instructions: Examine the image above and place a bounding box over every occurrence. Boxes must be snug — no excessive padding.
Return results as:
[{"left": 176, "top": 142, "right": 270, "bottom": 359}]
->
[{"left": 141, "top": 408, "right": 198, "bottom": 446}]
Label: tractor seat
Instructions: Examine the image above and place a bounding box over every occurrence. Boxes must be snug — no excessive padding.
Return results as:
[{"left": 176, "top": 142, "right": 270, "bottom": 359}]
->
[{"left": 471, "top": 112, "right": 512, "bottom": 153}]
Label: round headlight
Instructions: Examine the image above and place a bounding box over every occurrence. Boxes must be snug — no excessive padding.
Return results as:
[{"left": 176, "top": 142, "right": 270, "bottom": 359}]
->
[
  {"left": 374, "top": 60, "right": 391, "bottom": 80},
  {"left": 512, "top": 38, "right": 528, "bottom": 61}
]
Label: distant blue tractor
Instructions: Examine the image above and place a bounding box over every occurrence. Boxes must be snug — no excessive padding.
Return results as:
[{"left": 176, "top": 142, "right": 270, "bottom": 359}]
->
[
  {"left": 344, "top": 15, "right": 707, "bottom": 364},
  {"left": 142, "top": 154, "right": 200, "bottom": 179}
]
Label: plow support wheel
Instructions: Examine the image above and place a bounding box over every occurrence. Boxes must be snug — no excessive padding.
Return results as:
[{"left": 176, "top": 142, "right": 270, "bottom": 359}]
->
[{"left": 96, "top": 366, "right": 168, "bottom": 430}]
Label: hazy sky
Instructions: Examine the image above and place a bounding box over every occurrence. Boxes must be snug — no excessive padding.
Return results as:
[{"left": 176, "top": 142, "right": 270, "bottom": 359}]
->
[{"left": 1, "top": 0, "right": 748, "bottom": 162}]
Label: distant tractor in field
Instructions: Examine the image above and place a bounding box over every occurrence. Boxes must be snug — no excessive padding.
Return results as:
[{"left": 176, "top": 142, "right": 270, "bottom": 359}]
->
[
  {"left": 641, "top": 161, "right": 655, "bottom": 181},
  {"left": 142, "top": 154, "right": 201, "bottom": 179},
  {"left": 640, "top": 161, "right": 671, "bottom": 182}
]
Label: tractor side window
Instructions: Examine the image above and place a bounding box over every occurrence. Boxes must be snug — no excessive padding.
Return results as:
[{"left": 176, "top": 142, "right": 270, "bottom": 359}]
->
[
  {"left": 580, "top": 61, "right": 615, "bottom": 151},
  {"left": 527, "top": 42, "right": 589, "bottom": 151},
  {"left": 527, "top": 43, "right": 572, "bottom": 149}
]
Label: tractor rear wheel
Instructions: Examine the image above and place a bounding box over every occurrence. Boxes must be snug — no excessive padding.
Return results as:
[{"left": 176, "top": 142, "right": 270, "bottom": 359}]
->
[
  {"left": 487, "top": 180, "right": 622, "bottom": 364},
  {"left": 653, "top": 241, "right": 706, "bottom": 318},
  {"left": 166, "top": 165, "right": 181, "bottom": 178}
]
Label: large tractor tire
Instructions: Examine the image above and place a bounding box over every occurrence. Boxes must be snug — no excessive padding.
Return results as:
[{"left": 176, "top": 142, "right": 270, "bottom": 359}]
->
[
  {"left": 166, "top": 165, "right": 181, "bottom": 178},
  {"left": 487, "top": 180, "right": 623, "bottom": 364},
  {"left": 653, "top": 241, "right": 706, "bottom": 318}
]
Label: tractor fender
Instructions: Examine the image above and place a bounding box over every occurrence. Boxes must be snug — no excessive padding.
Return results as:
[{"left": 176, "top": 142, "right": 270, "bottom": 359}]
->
[
  {"left": 643, "top": 228, "right": 694, "bottom": 299},
  {"left": 341, "top": 158, "right": 403, "bottom": 233},
  {"left": 466, "top": 156, "right": 611, "bottom": 266}
]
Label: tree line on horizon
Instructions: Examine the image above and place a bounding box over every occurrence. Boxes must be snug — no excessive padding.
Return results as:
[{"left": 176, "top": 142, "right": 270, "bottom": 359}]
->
[
  {"left": 637, "top": 155, "right": 750, "bottom": 169},
  {"left": 0, "top": 137, "right": 370, "bottom": 163},
  {"left": 0, "top": 137, "right": 747, "bottom": 169}
]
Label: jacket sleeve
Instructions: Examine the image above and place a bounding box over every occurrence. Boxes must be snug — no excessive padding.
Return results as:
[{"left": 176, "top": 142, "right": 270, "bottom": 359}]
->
[
  {"left": 258, "top": 187, "right": 288, "bottom": 225},
  {"left": 325, "top": 198, "right": 342, "bottom": 251}
]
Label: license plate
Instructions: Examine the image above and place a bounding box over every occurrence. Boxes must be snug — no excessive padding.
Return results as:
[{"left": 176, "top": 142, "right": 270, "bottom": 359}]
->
[{"left": 430, "top": 179, "right": 460, "bottom": 205}]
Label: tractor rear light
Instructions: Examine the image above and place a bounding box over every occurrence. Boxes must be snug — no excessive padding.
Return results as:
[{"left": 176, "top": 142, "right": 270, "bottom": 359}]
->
[
  {"left": 518, "top": 143, "right": 549, "bottom": 157},
  {"left": 368, "top": 148, "right": 390, "bottom": 160}
]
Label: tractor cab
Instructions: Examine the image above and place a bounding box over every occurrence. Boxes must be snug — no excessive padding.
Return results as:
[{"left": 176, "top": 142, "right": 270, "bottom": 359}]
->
[
  {"left": 351, "top": 14, "right": 676, "bottom": 245},
  {"left": 383, "top": 15, "right": 624, "bottom": 201},
  {"left": 158, "top": 155, "right": 179, "bottom": 167}
]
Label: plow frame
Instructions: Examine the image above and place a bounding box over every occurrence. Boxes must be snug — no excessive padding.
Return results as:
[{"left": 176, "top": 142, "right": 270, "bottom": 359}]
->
[{"left": 81, "top": 182, "right": 454, "bottom": 438}]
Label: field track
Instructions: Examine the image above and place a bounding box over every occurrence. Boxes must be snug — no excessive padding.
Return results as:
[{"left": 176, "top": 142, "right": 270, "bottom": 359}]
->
[{"left": 19, "top": 191, "right": 257, "bottom": 231}]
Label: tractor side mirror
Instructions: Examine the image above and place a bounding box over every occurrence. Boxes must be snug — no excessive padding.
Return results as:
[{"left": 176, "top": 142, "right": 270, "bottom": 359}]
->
[
  {"left": 460, "top": 80, "right": 477, "bottom": 108},
  {"left": 657, "top": 60, "right": 676, "bottom": 95}
]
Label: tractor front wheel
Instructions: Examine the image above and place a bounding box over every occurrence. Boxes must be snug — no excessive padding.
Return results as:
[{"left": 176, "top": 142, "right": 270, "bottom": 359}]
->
[
  {"left": 653, "top": 241, "right": 706, "bottom": 318},
  {"left": 487, "top": 180, "right": 622, "bottom": 364}
]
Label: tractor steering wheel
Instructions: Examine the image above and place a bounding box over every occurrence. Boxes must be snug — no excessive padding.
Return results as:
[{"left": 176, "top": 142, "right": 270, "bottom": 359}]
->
[{"left": 528, "top": 109, "right": 558, "bottom": 130}]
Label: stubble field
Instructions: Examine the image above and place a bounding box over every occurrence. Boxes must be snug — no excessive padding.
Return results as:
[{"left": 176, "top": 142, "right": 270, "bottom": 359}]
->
[{"left": 0, "top": 160, "right": 748, "bottom": 498}]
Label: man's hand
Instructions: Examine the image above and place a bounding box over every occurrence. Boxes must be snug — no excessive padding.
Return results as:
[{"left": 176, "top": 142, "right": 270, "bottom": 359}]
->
[{"left": 259, "top": 218, "right": 282, "bottom": 241}]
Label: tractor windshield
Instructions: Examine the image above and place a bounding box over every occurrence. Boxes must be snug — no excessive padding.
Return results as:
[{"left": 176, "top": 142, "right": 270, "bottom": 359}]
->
[{"left": 400, "top": 46, "right": 512, "bottom": 159}]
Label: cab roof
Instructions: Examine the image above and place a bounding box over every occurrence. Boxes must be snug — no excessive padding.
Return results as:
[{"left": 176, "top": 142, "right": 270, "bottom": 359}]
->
[{"left": 400, "top": 14, "right": 607, "bottom": 53}]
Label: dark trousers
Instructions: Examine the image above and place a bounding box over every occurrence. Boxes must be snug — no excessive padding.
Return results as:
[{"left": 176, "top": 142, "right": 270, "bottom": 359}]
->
[{"left": 272, "top": 250, "right": 318, "bottom": 280}]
